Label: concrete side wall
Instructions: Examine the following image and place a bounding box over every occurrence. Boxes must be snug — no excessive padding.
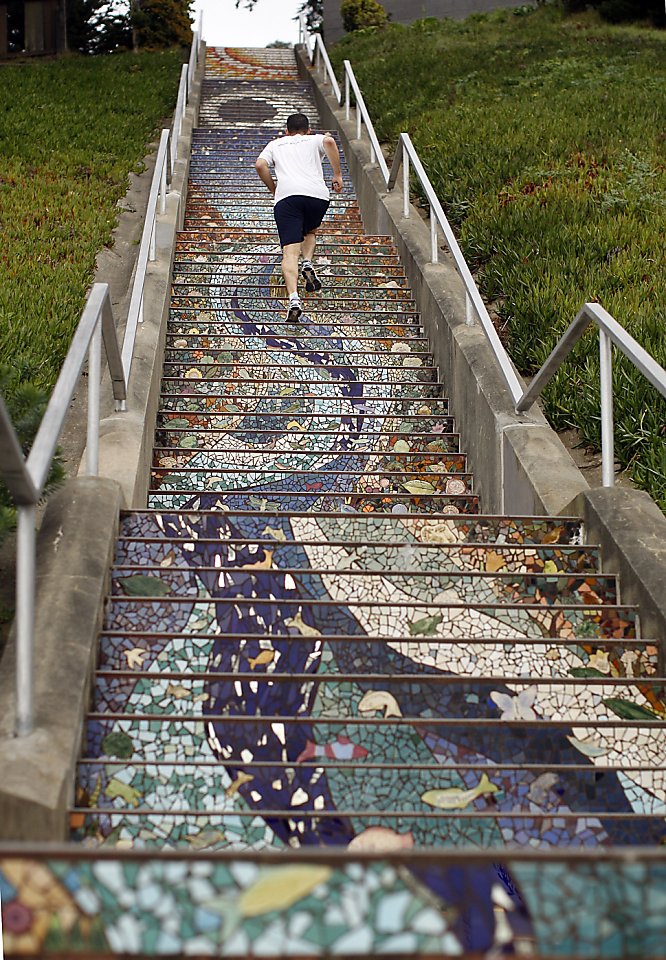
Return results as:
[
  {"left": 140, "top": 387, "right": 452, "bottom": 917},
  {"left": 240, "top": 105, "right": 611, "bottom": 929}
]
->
[
  {"left": 324, "top": 0, "right": 534, "bottom": 44},
  {"left": 298, "top": 48, "right": 666, "bottom": 656},
  {"left": 0, "top": 46, "right": 206, "bottom": 841}
]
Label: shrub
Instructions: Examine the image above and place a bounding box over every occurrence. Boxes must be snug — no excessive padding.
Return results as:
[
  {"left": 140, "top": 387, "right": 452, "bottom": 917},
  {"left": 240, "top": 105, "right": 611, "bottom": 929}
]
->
[{"left": 340, "top": 0, "right": 388, "bottom": 32}]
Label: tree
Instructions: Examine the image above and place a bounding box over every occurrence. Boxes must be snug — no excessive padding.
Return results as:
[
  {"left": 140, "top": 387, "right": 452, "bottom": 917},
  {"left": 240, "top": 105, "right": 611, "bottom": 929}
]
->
[
  {"left": 235, "top": 0, "right": 322, "bottom": 32},
  {"left": 67, "top": 0, "right": 131, "bottom": 54},
  {"left": 131, "top": 0, "right": 193, "bottom": 48},
  {"left": 340, "top": 0, "right": 387, "bottom": 31}
]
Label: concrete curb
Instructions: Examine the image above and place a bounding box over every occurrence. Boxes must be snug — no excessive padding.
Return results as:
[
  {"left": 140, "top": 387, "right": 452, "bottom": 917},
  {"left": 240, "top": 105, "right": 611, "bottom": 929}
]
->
[
  {"left": 297, "top": 47, "right": 588, "bottom": 517},
  {"left": 0, "top": 45, "right": 206, "bottom": 841},
  {"left": 569, "top": 487, "right": 666, "bottom": 668}
]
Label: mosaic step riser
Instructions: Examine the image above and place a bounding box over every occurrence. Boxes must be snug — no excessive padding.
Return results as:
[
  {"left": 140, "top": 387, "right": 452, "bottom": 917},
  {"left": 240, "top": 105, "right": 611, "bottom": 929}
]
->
[
  {"left": 171, "top": 271, "right": 408, "bottom": 284},
  {"left": 167, "top": 320, "right": 426, "bottom": 337},
  {"left": 158, "top": 408, "right": 455, "bottom": 428},
  {"left": 173, "top": 250, "right": 402, "bottom": 261},
  {"left": 84, "top": 713, "right": 659, "bottom": 733},
  {"left": 68, "top": 811, "right": 666, "bottom": 854},
  {"left": 103, "top": 599, "right": 637, "bottom": 638},
  {"left": 172, "top": 270, "right": 410, "bottom": 283},
  {"left": 161, "top": 378, "right": 441, "bottom": 395},
  {"left": 165, "top": 338, "right": 431, "bottom": 352},
  {"left": 74, "top": 759, "right": 666, "bottom": 791},
  {"left": 174, "top": 246, "right": 402, "bottom": 258},
  {"left": 151, "top": 452, "right": 468, "bottom": 474},
  {"left": 97, "top": 632, "right": 655, "bottom": 659},
  {"left": 114, "top": 540, "right": 599, "bottom": 575},
  {"left": 119, "top": 512, "right": 586, "bottom": 545},
  {"left": 175, "top": 234, "right": 395, "bottom": 244},
  {"left": 181, "top": 214, "right": 364, "bottom": 224},
  {"left": 159, "top": 395, "right": 449, "bottom": 412},
  {"left": 159, "top": 388, "right": 447, "bottom": 404},
  {"left": 153, "top": 434, "right": 462, "bottom": 456},
  {"left": 148, "top": 496, "right": 479, "bottom": 517},
  {"left": 170, "top": 300, "right": 419, "bottom": 315},
  {"left": 170, "top": 284, "right": 410, "bottom": 299},
  {"left": 162, "top": 362, "right": 437, "bottom": 377},
  {"left": 90, "top": 672, "right": 666, "bottom": 708},
  {"left": 149, "top": 472, "right": 474, "bottom": 498},
  {"left": 146, "top": 494, "right": 480, "bottom": 517},
  {"left": 110, "top": 569, "right": 617, "bottom": 605}
]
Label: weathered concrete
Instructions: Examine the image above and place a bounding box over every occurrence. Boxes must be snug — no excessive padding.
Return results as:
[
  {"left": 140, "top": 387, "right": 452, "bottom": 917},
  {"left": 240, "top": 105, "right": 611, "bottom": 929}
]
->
[
  {"left": 0, "top": 478, "right": 121, "bottom": 840},
  {"left": 324, "top": 0, "right": 536, "bottom": 44},
  {"left": 570, "top": 488, "right": 666, "bottom": 669},
  {"left": 298, "top": 48, "right": 588, "bottom": 516},
  {"left": 0, "top": 46, "right": 206, "bottom": 841}
]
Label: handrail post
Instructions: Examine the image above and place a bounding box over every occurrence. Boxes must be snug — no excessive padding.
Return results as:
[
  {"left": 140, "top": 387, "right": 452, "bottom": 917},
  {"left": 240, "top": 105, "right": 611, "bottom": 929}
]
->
[
  {"left": 86, "top": 320, "right": 101, "bottom": 476},
  {"left": 159, "top": 152, "right": 167, "bottom": 215},
  {"left": 16, "top": 504, "right": 36, "bottom": 737},
  {"left": 430, "top": 211, "right": 438, "bottom": 264},
  {"left": 599, "top": 329, "right": 615, "bottom": 487},
  {"left": 403, "top": 148, "right": 410, "bottom": 219},
  {"left": 345, "top": 70, "right": 350, "bottom": 122}
]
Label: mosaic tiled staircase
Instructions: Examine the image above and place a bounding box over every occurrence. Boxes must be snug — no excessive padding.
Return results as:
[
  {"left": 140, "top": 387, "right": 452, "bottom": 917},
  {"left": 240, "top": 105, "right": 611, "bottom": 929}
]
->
[{"left": 3, "top": 47, "right": 665, "bottom": 959}]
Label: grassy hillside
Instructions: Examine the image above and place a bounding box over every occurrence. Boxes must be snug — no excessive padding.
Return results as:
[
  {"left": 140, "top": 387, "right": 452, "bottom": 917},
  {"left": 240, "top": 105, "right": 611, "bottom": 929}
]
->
[
  {"left": 330, "top": 5, "right": 666, "bottom": 508},
  {"left": 0, "top": 50, "right": 184, "bottom": 397},
  {"left": 0, "top": 49, "right": 183, "bottom": 556}
]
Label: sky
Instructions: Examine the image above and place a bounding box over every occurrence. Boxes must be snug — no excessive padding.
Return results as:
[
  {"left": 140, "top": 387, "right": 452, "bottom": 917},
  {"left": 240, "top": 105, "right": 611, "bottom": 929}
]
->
[{"left": 190, "top": 0, "right": 304, "bottom": 48}]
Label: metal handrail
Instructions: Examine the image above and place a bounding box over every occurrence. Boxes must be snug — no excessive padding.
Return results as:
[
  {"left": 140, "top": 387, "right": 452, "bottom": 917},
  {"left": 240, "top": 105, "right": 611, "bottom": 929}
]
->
[
  {"left": 122, "top": 23, "right": 203, "bottom": 404},
  {"left": 0, "top": 283, "right": 125, "bottom": 737},
  {"left": 516, "top": 302, "right": 666, "bottom": 487},
  {"left": 388, "top": 133, "right": 525, "bottom": 404},
  {"left": 119, "top": 127, "right": 171, "bottom": 406},
  {"left": 170, "top": 63, "right": 189, "bottom": 174},
  {"left": 299, "top": 14, "right": 341, "bottom": 104},
  {"left": 343, "top": 60, "right": 389, "bottom": 182}
]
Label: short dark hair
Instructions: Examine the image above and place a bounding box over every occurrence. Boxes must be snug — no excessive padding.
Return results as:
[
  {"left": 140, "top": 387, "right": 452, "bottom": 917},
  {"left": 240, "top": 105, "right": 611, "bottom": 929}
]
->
[{"left": 287, "top": 113, "right": 310, "bottom": 134}]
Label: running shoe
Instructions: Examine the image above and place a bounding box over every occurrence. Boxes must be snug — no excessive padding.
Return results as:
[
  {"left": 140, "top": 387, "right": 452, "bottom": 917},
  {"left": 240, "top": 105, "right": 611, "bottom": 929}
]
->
[
  {"left": 286, "top": 299, "right": 303, "bottom": 322},
  {"left": 301, "top": 264, "right": 322, "bottom": 292}
]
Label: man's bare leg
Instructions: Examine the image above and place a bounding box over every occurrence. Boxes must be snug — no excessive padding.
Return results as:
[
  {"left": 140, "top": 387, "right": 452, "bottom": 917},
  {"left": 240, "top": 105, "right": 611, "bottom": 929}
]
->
[
  {"left": 281, "top": 242, "right": 301, "bottom": 298},
  {"left": 300, "top": 230, "right": 322, "bottom": 292},
  {"left": 301, "top": 230, "right": 317, "bottom": 264}
]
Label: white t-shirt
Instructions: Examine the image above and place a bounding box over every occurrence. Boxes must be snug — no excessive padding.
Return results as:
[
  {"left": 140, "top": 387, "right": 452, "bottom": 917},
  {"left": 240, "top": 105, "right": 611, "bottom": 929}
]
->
[{"left": 258, "top": 133, "right": 329, "bottom": 205}]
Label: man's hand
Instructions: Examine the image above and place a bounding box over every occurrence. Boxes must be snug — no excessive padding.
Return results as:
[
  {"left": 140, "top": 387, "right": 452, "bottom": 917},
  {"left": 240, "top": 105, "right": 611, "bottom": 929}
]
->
[
  {"left": 255, "top": 157, "right": 276, "bottom": 196},
  {"left": 323, "top": 135, "right": 344, "bottom": 196}
]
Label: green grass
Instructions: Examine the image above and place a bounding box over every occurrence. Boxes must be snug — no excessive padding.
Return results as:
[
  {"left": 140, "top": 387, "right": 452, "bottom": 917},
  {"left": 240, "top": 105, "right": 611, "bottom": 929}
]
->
[
  {"left": 0, "top": 49, "right": 184, "bottom": 549},
  {"left": 330, "top": 4, "right": 666, "bottom": 509},
  {"left": 0, "top": 50, "right": 185, "bottom": 396}
]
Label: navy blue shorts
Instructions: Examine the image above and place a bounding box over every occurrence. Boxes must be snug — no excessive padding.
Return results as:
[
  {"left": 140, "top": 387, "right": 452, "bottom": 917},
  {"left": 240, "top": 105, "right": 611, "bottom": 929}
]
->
[{"left": 274, "top": 195, "right": 330, "bottom": 247}]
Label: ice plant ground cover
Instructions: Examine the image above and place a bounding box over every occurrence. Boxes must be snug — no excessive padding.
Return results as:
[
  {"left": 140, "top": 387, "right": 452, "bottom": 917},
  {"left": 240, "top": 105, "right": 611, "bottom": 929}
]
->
[{"left": 329, "top": 4, "right": 666, "bottom": 509}]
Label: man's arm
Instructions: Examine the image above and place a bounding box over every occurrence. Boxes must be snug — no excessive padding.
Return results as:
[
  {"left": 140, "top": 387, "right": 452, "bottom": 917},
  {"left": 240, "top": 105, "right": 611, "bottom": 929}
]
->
[
  {"left": 255, "top": 157, "right": 276, "bottom": 196},
  {"left": 323, "top": 134, "right": 343, "bottom": 193}
]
